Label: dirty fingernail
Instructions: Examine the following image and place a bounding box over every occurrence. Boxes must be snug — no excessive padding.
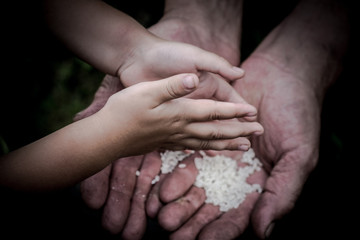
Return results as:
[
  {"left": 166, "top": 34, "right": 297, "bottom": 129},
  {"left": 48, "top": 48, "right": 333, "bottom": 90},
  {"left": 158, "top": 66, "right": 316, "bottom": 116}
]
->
[{"left": 265, "top": 222, "right": 275, "bottom": 238}]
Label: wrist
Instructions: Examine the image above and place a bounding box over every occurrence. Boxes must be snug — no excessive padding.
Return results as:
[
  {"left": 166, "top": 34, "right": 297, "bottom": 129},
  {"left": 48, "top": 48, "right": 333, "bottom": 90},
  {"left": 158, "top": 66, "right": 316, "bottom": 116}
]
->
[
  {"left": 89, "top": 103, "right": 127, "bottom": 160},
  {"left": 116, "top": 29, "right": 160, "bottom": 79},
  {"left": 116, "top": 31, "right": 170, "bottom": 88},
  {"left": 159, "top": 0, "right": 243, "bottom": 64},
  {"left": 252, "top": 0, "right": 349, "bottom": 102}
]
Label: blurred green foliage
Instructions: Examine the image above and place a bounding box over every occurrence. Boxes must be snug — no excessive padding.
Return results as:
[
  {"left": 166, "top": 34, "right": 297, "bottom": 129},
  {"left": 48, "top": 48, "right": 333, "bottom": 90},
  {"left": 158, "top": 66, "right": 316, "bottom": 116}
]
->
[
  {"left": 37, "top": 58, "right": 103, "bottom": 134},
  {"left": 0, "top": 0, "right": 165, "bottom": 152},
  {"left": 0, "top": 0, "right": 354, "bottom": 164}
]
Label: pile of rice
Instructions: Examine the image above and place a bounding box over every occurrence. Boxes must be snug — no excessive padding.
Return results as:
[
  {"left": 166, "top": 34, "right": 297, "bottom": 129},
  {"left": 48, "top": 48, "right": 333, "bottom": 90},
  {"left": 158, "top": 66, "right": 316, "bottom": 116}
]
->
[
  {"left": 193, "top": 150, "right": 262, "bottom": 211},
  {"left": 141, "top": 149, "right": 262, "bottom": 212},
  {"left": 159, "top": 150, "right": 193, "bottom": 174}
]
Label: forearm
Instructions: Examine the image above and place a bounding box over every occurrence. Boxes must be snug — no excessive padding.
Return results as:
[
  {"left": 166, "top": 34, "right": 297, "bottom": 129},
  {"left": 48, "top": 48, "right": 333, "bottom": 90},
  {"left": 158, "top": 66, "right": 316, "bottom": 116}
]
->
[
  {"left": 161, "top": 0, "right": 243, "bottom": 64},
  {"left": 43, "top": 0, "right": 156, "bottom": 76},
  {"left": 253, "top": 0, "right": 350, "bottom": 99},
  {"left": 0, "top": 113, "right": 120, "bottom": 190},
  {"left": 164, "top": 0, "right": 243, "bottom": 36}
]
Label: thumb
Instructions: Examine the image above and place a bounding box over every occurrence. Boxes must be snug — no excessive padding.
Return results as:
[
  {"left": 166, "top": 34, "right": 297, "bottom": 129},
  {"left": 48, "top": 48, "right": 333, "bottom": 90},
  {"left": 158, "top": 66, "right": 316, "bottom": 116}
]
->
[
  {"left": 191, "top": 47, "right": 244, "bottom": 82},
  {"left": 155, "top": 73, "right": 199, "bottom": 103},
  {"left": 251, "top": 150, "right": 317, "bottom": 239}
]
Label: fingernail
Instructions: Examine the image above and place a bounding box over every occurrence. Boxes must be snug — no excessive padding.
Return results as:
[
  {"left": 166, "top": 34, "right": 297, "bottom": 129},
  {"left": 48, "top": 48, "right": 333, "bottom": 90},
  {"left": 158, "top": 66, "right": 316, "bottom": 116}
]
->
[
  {"left": 246, "top": 111, "right": 257, "bottom": 117},
  {"left": 232, "top": 66, "right": 245, "bottom": 75},
  {"left": 238, "top": 144, "right": 250, "bottom": 151},
  {"left": 182, "top": 75, "right": 196, "bottom": 89},
  {"left": 254, "top": 130, "right": 264, "bottom": 136},
  {"left": 265, "top": 222, "right": 275, "bottom": 239}
]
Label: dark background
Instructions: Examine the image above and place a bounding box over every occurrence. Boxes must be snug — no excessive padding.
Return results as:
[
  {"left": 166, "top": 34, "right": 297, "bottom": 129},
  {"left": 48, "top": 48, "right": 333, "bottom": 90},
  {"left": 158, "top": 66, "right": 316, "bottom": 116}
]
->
[{"left": 0, "top": 0, "right": 358, "bottom": 239}]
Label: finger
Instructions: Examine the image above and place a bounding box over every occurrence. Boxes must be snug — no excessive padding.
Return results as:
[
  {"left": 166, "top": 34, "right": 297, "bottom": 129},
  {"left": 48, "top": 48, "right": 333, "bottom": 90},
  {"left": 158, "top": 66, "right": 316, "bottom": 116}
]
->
[
  {"left": 186, "top": 73, "right": 247, "bottom": 103},
  {"left": 170, "top": 204, "right": 221, "bottom": 240},
  {"left": 206, "top": 73, "right": 248, "bottom": 103},
  {"left": 122, "top": 152, "right": 162, "bottom": 240},
  {"left": 146, "top": 174, "right": 165, "bottom": 218},
  {"left": 207, "top": 75, "right": 258, "bottom": 122},
  {"left": 199, "top": 192, "right": 259, "bottom": 240},
  {"left": 179, "top": 100, "right": 258, "bottom": 122},
  {"left": 159, "top": 153, "right": 199, "bottom": 203},
  {"left": 158, "top": 186, "right": 207, "bottom": 231},
  {"left": 192, "top": 47, "right": 245, "bottom": 81},
  {"left": 80, "top": 165, "right": 111, "bottom": 209},
  {"left": 198, "top": 162, "right": 267, "bottom": 240},
  {"left": 184, "top": 120, "right": 264, "bottom": 140},
  {"left": 251, "top": 150, "right": 318, "bottom": 239},
  {"left": 174, "top": 137, "right": 251, "bottom": 151},
  {"left": 185, "top": 73, "right": 258, "bottom": 122},
  {"left": 148, "top": 73, "right": 199, "bottom": 104},
  {"left": 212, "top": 76, "right": 247, "bottom": 103},
  {"left": 74, "top": 74, "right": 123, "bottom": 121},
  {"left": 101, "top": 156, "right": 142, "bottom": 234}
]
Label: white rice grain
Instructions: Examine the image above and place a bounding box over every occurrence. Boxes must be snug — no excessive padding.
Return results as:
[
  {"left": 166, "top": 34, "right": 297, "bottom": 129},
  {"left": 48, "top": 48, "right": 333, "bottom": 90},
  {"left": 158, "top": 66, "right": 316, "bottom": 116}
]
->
[
  {"left": 151, "top": 175, "right": 160, "bottom": 185},
  {"left": 160, "top": 149, "right": 263, "bottom": 212},
  {"left": 160, "top": 150, "right": 192, "bottom": 174},
  {"left": 178, "top": 163, "right": 186, "bottom": 169}
]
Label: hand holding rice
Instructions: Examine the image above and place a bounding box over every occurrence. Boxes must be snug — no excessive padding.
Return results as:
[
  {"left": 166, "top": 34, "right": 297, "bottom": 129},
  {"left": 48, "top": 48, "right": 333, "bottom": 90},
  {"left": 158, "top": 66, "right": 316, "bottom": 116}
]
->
[{"left": 143, "top": 149, "right": 262, "bottom": 212}]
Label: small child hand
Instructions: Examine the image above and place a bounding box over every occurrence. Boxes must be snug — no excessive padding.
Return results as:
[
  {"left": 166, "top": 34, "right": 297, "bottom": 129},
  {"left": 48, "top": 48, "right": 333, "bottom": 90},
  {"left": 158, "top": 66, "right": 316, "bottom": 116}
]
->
[
  {"left": 118, "top": 38, "right": 245, "bottom": 87},
  {"left": 100, "top": 73, "right": 263, "bottom": 158}
]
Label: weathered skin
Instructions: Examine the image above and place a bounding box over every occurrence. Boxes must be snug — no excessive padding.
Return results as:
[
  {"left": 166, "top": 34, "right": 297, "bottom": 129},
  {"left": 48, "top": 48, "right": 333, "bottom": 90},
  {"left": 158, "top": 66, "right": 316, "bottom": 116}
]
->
[{"left": 77, "top": 0, "right": 350, "bottom": 239}]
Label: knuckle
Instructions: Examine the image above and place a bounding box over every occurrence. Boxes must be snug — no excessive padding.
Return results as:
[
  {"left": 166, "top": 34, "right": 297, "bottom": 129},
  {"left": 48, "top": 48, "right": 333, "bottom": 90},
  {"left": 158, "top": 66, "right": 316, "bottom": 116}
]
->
[
  {"left": 199, "top": 140, "right": 211, "bottom": 149},
  {"left": 208, "top": 108, "right": 221, "bottom": 121},
  {"left": 209, "top": 130, "right": 223, "bottom": 140},
  {"left": 110, "top": 183, "right": 132, "bottom": 198},
  {"left": 166, "top": 81, "right": 180, "bottom": 99}
]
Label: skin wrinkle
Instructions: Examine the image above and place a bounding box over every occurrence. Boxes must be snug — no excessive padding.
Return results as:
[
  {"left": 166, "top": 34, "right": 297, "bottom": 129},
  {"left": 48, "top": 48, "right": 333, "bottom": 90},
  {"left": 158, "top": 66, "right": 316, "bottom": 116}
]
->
[
  {"left": 54, "top": 0, "right": 253, "bottom": 235},
  {"left": 141, "top": 0, "right": 348, "bottom": 239},
  {"left": 251, "top": 53, "right": 295, "bottom": 78},
  {"left": 269, "top": 152, "right": 310, "bottom": 198},
  {"left": 77, "top": 0, "right": 346, "bottom": 238},
  {"left": 80, "top": 166, "right": 111, "bottom": 209},
  {"left": 170, "top": 204, "right": 220, "bottom": 239},
  {"left": 186, "top": 0, "right": 241, "bottom": 38},
  {"left": 254, "top": 78, "right": 319, "bottom": 166},
  {"left": 196, "top": 206, "right": 220, "bottom": 225},
  {"left": 172, "top": 192, "right": 205, "bottom": 227},
  {"left": 201, "top": 219, "right": 242, "bottom": 240},
  {"left": 158, "top": 17, "right": 240, "bottom": 65},
  {"left": 109, "top": 183, "right": 132, "bottom": 197}
]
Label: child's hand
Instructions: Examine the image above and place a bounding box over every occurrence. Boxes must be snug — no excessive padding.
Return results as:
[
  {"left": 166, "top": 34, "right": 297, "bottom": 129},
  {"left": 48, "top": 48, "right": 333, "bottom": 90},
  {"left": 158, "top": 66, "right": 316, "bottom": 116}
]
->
[
  {"left": 117, "top": 38, "right": 245, "bottom": 87},
  {"left": 99, "top": 73, "right": 263, "bottom": 158}
]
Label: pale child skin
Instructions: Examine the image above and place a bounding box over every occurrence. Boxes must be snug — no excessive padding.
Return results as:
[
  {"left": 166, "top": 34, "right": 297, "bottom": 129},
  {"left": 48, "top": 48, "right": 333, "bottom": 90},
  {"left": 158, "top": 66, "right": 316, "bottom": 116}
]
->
[
  {"left": 0, "top": 0, "right": 263, "bottom": 191},
  {"left": 0, "top": 74, "right": 262, "bottom": 190}
]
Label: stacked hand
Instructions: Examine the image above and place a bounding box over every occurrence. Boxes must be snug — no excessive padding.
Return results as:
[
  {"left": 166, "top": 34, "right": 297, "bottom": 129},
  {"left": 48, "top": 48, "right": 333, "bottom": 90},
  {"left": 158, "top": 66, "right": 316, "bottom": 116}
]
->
[
  {"left": 75, "top": 0, "right": 349, "bottom": 239},
  {"left": 75, "top": 18, "right": 261, "bottom": 239}
]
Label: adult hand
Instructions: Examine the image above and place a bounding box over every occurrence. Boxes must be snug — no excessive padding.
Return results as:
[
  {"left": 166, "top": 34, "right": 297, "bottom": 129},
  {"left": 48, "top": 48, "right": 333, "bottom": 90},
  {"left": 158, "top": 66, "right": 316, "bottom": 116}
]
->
[
  {"left": 76, "top": 74, "right": 254, "bottom": 239},
  {"left": 154, "top": 150, "right": 267, "bottom": 239},
  {"left": 155, "top": 52, "right": 321, "bottom": 239},
  {"left": 74, "top": 76, "right": 145, "bottom": 236},
  {"left": 153, "top": 0, "right": 349, "bottom": 237},
  {"left": 77, "top": 2, "right": 249, "bottom": 236},
  {"left": 102, "top": 73, "right": 263, "bottom": 155},
  {"left": 75, "top": 72, "right": 258, "bottom": 236},
  {"left": 119, "top": 6, "right": 248, "bottom": 237},
  {"left": 118, "top": 38, "right": 245, "bottom": 87}
]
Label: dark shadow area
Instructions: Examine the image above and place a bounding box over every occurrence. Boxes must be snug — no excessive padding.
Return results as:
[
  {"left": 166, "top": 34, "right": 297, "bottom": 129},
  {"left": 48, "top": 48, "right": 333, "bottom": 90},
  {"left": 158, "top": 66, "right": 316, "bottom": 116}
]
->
[{"left": 0, "top": 0, "right": 357, "bottom": 239}]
